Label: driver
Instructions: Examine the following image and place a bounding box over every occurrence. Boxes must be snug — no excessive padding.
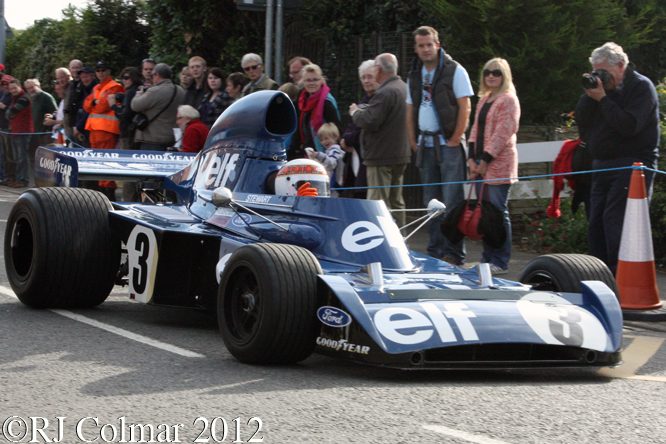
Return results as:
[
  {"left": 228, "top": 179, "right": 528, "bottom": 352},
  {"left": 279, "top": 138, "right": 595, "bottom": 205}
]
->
[{"left": 274, "top": 159, "right": 330, "bottom": 197}]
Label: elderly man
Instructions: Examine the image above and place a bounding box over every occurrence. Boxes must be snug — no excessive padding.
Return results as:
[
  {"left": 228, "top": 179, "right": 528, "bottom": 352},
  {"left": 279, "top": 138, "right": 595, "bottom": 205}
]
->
[
  {"left": 185, "top": 56, "right": 207, "bottom": 109},
  {"left": 176, "top": 105, "right": 209, "bottom": 153},
  {"left": 5, "top": 79, "right": 33, "bottom": 188},
  {"left": 24, "top": 79, "right": 57, "bottom": 147},
  {"left": 241, "top": 53, "right": 278, "bottom": 97},
  {"left": 286, "top": 56, "right": 312, "bottom": 87},
  {"left": 131, "top": 63, "right": 185, "bottom": 151},
  {"left": 576, "top": 42, "right": 660, "bottom": 274},
  {"left": 349, "top": 53, "right": 411, "bottom": 227}
]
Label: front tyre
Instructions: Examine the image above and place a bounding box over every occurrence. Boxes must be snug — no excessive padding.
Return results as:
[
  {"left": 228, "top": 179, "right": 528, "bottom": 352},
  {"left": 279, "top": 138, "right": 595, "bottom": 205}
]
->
[
  {"left": 218, "top": 243, "right": 322, "bottom": 364},
  {"left": 518, "top": 254, "right": 618, "bottom": 296},
  {"left": 4, "top": 188, "right": 121, "bottom": 308}
]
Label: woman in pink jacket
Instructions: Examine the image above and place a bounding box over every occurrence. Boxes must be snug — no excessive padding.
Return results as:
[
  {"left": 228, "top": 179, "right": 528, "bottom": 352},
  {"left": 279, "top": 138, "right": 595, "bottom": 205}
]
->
[{"left": 468, "top": 58, "right": 520, "bottom": 274}]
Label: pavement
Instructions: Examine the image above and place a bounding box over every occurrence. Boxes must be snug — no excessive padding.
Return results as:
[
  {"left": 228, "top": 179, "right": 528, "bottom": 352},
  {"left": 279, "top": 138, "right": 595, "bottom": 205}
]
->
[{"left": 1, "top": 183, "right": 665, "bottom": 322}]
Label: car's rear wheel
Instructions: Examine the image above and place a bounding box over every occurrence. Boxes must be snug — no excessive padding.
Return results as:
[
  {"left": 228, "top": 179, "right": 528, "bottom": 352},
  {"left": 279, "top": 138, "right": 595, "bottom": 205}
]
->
[
  {"left": 4, "top": 187, "right": 121, "bottom": 308},
  {"left": 217, "top": 243, "right": 322, "bottom": 364},
  {"left": 518, "top": 254, "right": 618, "bottom": 296}
]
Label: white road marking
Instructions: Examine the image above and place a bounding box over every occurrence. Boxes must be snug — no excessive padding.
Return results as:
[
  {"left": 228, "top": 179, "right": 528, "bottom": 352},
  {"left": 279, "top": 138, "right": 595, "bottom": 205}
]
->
[
  {"left": 423, "top": 425, "right": 513, "bottom": 444},
  {"left": 598, "top": 335, "right": 666, "bottom": 382},
  {"left": 0, "top": 285, "right": 206, "bottom": 359}
]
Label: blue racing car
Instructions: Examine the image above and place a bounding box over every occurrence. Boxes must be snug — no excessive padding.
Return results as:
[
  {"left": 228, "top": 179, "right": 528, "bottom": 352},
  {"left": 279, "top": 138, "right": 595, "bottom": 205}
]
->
[{"left": 4, "top": 91, "right": 623, "bottom": 369}]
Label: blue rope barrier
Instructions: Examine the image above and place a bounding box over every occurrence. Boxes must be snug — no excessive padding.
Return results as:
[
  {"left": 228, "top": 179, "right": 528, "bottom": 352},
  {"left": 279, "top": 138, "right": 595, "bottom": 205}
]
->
[{"left": 332, "top": 164, "right": 666, "bottom": 191}]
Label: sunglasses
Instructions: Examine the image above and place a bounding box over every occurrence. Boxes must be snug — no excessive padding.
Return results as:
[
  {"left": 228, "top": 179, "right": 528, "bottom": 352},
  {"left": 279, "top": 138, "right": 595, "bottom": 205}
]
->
[
  {"left": 142, "top": 58, "right": 155, "bottom": 64},
  {"left": 483, "top": 69, "right": 502, "bottom": 77},
  {"left": 122, "top": 76, "right": 131, "bottom": 80},
  {"left": 95, "top": 68, "right": 107, "bottom": 72},
  {"left": 243, "top": 64, "right": 261, "bottom": 72}
]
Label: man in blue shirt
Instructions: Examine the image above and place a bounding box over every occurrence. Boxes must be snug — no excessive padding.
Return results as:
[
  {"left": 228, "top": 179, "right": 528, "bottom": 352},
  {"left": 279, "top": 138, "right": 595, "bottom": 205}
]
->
[{"left": 407, "top": 26, "right": 474, "bottom": 265}]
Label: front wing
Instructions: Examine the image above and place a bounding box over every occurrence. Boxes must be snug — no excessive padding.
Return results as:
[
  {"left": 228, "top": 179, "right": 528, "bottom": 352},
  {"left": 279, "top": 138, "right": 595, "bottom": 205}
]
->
[{"left": 315, "top": 276, "right": 623, "bottom": 369}]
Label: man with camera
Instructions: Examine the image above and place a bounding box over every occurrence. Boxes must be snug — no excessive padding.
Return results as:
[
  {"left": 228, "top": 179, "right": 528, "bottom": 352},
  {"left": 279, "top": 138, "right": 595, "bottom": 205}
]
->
[{"left": 575, "top": 42, "right": 660, "bottom": 274}]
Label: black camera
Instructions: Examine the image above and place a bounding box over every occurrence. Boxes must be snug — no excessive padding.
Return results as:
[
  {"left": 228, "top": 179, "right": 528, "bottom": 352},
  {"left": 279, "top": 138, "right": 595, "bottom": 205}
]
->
[
  {"left": 115, "top": 92, "right": 125, "bottom": 102},
  {"left": 582, "top": 69, "right": 611, "bottom": 89}
]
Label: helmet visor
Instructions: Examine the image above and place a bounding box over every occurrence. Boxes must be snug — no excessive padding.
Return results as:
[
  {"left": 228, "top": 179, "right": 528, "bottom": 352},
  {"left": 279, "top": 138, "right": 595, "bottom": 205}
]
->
[{"left": 296, "top": 179, "right": 330, "bottom": 197}]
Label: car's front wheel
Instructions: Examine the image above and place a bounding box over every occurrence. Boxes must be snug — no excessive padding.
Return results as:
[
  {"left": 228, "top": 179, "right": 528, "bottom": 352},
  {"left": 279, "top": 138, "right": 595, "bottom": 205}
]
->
[
  {"left": 518, "top": 254, "right": 618, "bottom": 296},
  {"left": 217, "top": 243, "right": 322, "bottom": 364}
]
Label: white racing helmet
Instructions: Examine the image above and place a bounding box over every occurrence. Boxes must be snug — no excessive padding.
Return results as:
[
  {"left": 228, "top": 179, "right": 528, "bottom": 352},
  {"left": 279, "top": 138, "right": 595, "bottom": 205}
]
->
[{"left": 275, "top": 159, "right": 330, "bottom": 197}]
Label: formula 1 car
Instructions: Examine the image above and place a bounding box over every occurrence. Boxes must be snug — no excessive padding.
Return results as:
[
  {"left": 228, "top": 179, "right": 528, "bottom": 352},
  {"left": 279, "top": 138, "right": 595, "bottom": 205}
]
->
[{"left": 4, "top": 91, "right": 623, "bottom": 369}]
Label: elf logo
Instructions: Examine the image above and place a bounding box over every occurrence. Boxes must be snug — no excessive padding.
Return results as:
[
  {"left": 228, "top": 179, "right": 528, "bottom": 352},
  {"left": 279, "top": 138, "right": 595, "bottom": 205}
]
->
[
  {"left": 341, "top": 216, "right": 406, "bottom": 253},
  {"left": 373, "top": 302, "right": 479, "bottom": 345},
  {"left": 195, "top": 152, "right": 240, "bottom": 189}
]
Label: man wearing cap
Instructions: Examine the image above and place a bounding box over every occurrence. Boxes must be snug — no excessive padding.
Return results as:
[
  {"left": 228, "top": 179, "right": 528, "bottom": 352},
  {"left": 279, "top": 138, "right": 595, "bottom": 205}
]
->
[
  {"left": 0, "top": 75, "right": 14, "bottom": 184},
  {"left": 84, "top": 62, "right": 125, "bottom": 198},
  {"left": 84, "top": 62, "right": 125, "bottom": 149},
  {"left": 73, "top": 67, "right": 98, "bottom": 147}
]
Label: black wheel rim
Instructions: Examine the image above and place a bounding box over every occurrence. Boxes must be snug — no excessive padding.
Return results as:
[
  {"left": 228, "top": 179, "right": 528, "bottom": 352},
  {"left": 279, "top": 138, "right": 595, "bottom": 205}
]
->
[
  {"left": 521, "top": 271, "right": 560, "bottom": 292},
  {"left": 225, "top": 265, "right": 261, "bottom": 344}
]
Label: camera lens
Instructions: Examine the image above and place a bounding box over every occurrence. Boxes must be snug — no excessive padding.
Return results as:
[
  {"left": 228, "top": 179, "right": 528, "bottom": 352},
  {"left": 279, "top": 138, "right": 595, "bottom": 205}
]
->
[{"left": 582, "top": 74, "right": 599, "bottom": 89}]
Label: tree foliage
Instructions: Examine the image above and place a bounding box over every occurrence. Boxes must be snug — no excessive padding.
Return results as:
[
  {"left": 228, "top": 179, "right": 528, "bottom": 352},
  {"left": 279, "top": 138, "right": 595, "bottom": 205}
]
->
[
  {"left": 145, "top": 0, "right": 265, "bottom": 74},
  {"left": 6, "top": 0, "right": 149, "bottom": 94}
]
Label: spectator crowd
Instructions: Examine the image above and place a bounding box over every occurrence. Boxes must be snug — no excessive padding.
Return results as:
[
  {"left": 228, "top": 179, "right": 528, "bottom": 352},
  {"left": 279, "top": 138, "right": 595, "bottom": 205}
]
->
[{"left": 0, "top": 26, "right": 657, "bottom": 277}]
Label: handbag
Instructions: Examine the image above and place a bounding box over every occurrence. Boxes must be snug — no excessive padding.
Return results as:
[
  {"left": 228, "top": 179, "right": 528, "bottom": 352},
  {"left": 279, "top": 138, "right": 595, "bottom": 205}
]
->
[
  {"left": 456, "top": 184, "right": 484, "bottom": 241},
  {"left": 131, "top": 85, "right": 178, "bottom": 131},
  {"left": 132, "top": 112, "right": 150, "bottom": 131},
  {"left": 440, "top": 182, "right": 507, "bottom": 249}
]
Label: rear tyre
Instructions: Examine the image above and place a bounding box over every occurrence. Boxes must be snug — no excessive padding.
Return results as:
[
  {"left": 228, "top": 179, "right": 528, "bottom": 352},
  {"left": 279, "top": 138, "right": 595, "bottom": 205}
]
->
[
  {"left": 518, "top": 253, "right": 618, "bottom": 296},
  {"left": 218, "top": 243, "right": 322, "bottom": 364},
  {"left": 4, "top": 187, "right": 121, "bottom": 308}
]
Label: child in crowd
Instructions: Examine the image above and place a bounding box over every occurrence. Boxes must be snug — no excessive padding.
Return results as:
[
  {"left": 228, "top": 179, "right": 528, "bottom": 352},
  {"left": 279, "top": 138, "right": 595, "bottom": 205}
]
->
[{"left": 305, "top": 123, "right": 345, "bottom": 197}]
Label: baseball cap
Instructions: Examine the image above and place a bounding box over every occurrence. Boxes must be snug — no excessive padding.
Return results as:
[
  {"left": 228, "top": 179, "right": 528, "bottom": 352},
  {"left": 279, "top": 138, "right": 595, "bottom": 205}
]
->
[
  {"left": 1, "top": 74, "right": 13, "bottom": 83},
  {"left": 0, "top": 64, "right": 5, "bottom": 71},
  {"left": 95, "top": 61, "right": 109, "bottom": 70},
  {"left": 79, "top": 67, "right": 95, "bottom": 74}
]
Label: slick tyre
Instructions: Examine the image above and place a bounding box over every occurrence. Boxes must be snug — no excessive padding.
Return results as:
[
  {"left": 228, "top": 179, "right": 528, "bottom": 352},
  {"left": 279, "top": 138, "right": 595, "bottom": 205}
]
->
[
  {"left": 518, "top": 254, "right": 618, "bottom": 296},
  {"left": 218, "top": 243, "right": 322, "bottom": 364},
  {"left": 5, "top": 187, "right": 121, "bottom": 308}
]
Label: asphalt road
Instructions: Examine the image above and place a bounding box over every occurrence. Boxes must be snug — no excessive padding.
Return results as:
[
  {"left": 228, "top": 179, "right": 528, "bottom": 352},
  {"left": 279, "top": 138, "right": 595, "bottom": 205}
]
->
[{"left": 1, "top": 187, "right": 666, "bottom": 444}]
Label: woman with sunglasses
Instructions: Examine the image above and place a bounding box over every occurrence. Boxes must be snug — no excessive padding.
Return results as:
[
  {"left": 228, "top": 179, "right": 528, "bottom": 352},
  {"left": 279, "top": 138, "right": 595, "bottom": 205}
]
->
[
  {"left": 108, "top": 67, "right": 143, "bottom": 150},
  {"left": 467, "top": 58, "right": 520, "bottom": 274},
  {"left": 198, "top": 67, "right": 234, "bottom": 129},
  {"left": 294, "top": 64, "right": 341, "bottom": 155}
]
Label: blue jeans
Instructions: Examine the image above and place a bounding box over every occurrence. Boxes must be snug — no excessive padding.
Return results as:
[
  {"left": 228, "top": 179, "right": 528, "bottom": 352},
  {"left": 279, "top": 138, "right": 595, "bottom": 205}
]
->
[
  {"left": 475, "top": 180, "right": 512, "bottom": 270},
  {"left": 419, "top": 144, "right": 466, "bottom": 263},
  {"left": 12, "top": 135, "right": 31, "bottom": 183}
]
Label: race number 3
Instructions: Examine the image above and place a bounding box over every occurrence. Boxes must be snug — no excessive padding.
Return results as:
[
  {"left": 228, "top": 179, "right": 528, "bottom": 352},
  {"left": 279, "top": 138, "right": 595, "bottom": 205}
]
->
[{"left": 127, "top": 225, "right": 159, "bottom": 303}]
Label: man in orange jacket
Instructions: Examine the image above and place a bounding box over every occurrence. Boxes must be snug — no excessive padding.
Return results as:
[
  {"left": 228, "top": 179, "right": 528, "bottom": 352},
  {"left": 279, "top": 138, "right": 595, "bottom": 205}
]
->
[{"left": 83, "top": 61, "right": 125, "bottom": 197}]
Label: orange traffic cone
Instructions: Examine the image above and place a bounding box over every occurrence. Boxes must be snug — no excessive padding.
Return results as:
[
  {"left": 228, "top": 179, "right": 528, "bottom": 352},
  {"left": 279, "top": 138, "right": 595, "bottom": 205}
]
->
[{"left": 616, "top": 163, "right": 663, "bottom": 310}]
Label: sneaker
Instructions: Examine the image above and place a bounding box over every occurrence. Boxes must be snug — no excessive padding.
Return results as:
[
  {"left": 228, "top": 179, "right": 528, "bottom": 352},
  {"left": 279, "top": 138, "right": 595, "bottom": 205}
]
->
[{"left": 489, "top": 264, "right": 508, "bottom": 275}]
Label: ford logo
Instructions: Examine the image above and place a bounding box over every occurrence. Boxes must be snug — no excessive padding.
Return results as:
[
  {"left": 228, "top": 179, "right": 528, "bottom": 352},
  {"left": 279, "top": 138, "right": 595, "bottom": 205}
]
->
[{"left": 317, "top": 306, "right": 352, "bottom": 327}]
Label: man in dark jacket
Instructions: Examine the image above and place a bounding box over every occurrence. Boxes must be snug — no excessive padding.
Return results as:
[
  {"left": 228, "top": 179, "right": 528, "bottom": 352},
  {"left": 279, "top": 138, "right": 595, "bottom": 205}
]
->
[
  {"left": 5, "top": 79, "right": 33, "bottom": 187},
  {"left": 350, "top": 53, "right": 411, "bottom": 227},
  {"left": 131, "top": 63, "right": 185, "bottom": 151},
  {"left": 576, "top": 42, "right": 660, "bottom": 274},
  {"left": 406, "top": 26, "right": 473, "bottom": 265}
]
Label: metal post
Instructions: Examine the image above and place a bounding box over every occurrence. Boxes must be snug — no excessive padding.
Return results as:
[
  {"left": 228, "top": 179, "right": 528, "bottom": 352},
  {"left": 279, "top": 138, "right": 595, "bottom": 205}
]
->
[
  {"left": 264, "top": 0, "right": 274, "bottom": 79},
  {"left": 0, "top": 0, "right": 6, "bottom": 65},
  {"left": 274, "top": 0, "right": 283, "bottom": 84}
]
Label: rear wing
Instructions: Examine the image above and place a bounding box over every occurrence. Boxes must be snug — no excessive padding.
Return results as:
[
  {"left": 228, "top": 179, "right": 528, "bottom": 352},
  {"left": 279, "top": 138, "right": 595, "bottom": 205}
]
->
[{"left": 35, "top": 147, "right": 198, "bottom": 187}]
